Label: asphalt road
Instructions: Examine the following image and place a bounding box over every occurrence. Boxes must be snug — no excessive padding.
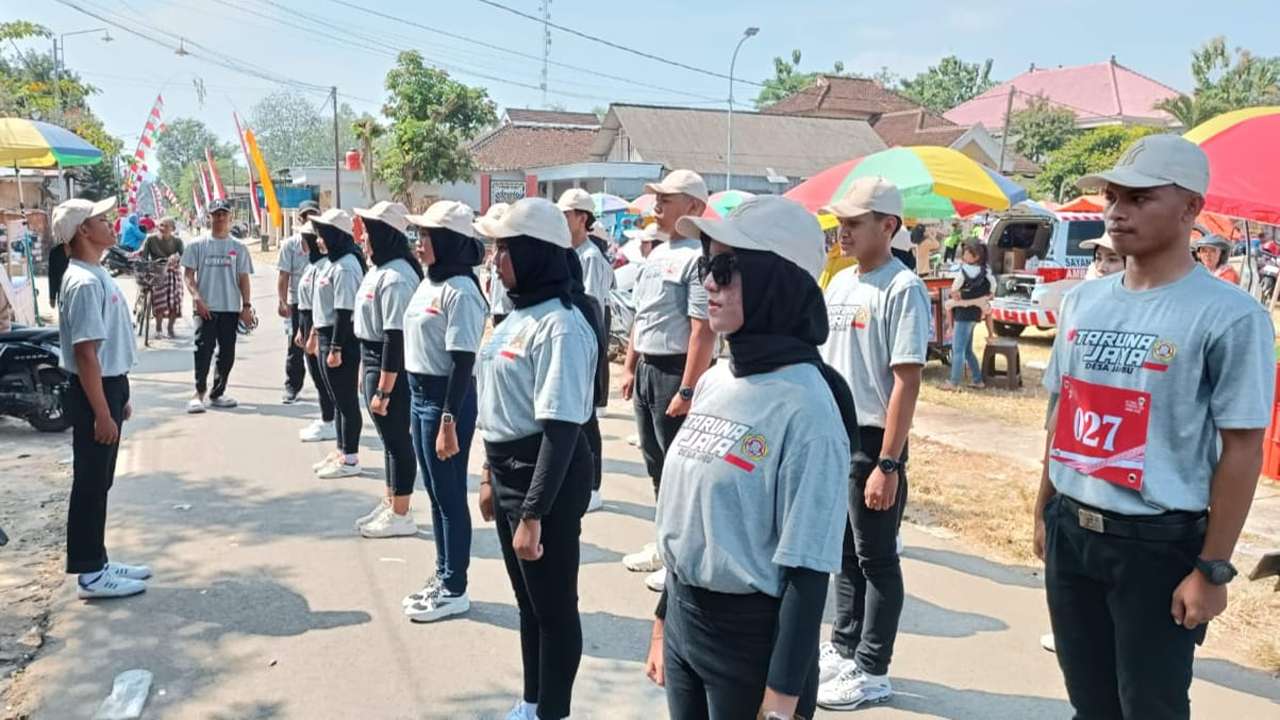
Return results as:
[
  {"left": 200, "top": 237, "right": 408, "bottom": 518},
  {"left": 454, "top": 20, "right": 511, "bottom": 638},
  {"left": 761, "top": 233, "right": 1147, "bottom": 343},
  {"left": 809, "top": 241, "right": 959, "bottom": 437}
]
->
[{"left": 14, "top": 267, "right": 1280, "bottom": 719}]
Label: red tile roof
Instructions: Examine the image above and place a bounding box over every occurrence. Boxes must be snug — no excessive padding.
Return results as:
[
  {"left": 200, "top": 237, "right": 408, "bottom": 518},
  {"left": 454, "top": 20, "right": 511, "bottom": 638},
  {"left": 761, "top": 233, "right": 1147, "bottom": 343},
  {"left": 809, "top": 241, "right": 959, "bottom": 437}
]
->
[
  {"left": 762, "top": 75, "right": 921, "bottom": 118},
  {"left": 504, "top": 108, "right": 600, "bottom": 127},
  {"left": 870, "top": 109, "right": 968, "bottom": 147},
  {"left": 468, "top": 125, "right": 598, "bottom": 172},
  {"left": 944, "top": 59, "right": 1181, "bottom": 128}
]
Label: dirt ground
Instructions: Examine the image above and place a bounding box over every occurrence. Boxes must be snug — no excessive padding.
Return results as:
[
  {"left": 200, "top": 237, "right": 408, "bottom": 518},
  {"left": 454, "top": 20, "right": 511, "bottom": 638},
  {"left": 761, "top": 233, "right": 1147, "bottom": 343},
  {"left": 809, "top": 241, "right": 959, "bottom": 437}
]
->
[{"left": 919, "top": 323, "right": 1056, "bottom": 430}]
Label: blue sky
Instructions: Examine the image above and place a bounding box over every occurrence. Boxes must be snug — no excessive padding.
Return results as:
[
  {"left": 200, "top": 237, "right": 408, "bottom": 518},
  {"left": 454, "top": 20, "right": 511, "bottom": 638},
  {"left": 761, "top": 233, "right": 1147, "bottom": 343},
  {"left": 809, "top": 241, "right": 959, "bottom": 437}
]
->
[{"left": 12, "top": 0, "right": 1280, "bottom": 146}]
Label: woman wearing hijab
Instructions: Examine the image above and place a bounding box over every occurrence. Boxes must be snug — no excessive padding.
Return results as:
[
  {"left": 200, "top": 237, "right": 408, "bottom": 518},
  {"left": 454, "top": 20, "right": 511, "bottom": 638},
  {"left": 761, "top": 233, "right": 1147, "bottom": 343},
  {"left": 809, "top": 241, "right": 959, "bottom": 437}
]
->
[
  {"left": 474, "top": 198, "right": 597, "bottom": 720},
  {"left": 398, "top": 201, "right": 488, "bottom": 623},
  {"left": 294, "top": 222, "right": 337, "bottom": 444},
  {"left": 642, "top": 196, "right": 856, "bottom": 720},
  {"left": 308, "top": 208, "right": 366, "bottom": 478},
  {"left": 350, "top": 202, "right": 423, "bottom": 538}
]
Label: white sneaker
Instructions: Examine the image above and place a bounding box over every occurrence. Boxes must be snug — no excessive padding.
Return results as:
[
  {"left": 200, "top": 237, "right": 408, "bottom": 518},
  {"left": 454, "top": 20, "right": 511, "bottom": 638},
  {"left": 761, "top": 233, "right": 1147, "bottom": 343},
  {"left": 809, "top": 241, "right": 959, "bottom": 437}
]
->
[
  {"left": 359, "top": 509, "right": 417, "bottom": 538},
  {"left": 623, "top": 543, "right": 664, "bottom": 572},
  {"left": 644, "top": 567, "right": 666, "bottom": 593},
  {"left": 209, "top": 395, "right": 238, "bottom": 408},
  {"left": 104, "top": 561, "right": 152, "bottom": 581},
  {"left": 1040, "top": 632, "right": 1057, "bottom": 653},
  {"left": 626, "top": 433, "right": 640, "bottom": 447},
  {"left": 818, "top": 642, "right": 857, "bottom": 684},
  {"left": 406, "top": 590, "right": 470, "bottom": 622},
  {"left": 317, "top": 460, "right": 362, "bottom": 479},
  {"left": 186, "top": 396, "right": 206, "bottom": 414},
  {"left": 77, "top": 573, "right": 146, "bottom": 599},
  {"left": 312, "top": 451, "right": 342, "bottom": 472},
  {"left": 586, "top": 490, "right": 603, "bottom": 513},
  {"left": 300, "top": 420, "right": 337, "bottom": 443},
  {"left": 402, "top": 575, "right": 443, "bottom": 608},
  {"left": 355, "top": 499, "right": 391, "bottom": 530},
  {"left": 505, "top": 700, "right": 537, "bottom": 720},
  {"left": 818, "top": 668, "right": 892, "bottom": 710}
]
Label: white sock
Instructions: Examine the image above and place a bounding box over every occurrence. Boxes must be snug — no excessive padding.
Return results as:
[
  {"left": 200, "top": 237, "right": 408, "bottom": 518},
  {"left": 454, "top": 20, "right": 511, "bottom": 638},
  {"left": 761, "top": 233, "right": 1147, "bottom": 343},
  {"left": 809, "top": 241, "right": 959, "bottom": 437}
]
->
[{"left": 343, "top": 454, "right": 358, "bottom": 465}]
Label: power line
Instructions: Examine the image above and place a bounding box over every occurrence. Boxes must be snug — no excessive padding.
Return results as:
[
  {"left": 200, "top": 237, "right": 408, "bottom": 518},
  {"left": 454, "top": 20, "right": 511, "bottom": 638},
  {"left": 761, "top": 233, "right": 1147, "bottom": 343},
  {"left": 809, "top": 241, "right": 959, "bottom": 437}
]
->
[{"left": 473, "top": 0, "right": 765, "bottom": 88}]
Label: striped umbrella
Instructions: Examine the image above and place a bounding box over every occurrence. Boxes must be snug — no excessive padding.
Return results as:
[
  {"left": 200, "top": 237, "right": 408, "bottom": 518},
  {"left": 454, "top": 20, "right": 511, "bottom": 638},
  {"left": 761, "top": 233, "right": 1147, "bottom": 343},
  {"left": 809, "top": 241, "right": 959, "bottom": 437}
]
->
[
  {"left": 0, "top": 118, "right": 103, "bottom": 167},
  {"left": 631, "top": 193, "right": 656, "bottom": 214},
  {"left": 785, "top": 146, "right": 1027, "bottom": 220},
  {"left": 591, "top": 192, "right": 633, "bottom": 214},
  {"left": 1184, "top": 106, "right": 1280, "bottom": 225},
  {"left": 703, "top": 190, "right": 755, "bottom": 219}
]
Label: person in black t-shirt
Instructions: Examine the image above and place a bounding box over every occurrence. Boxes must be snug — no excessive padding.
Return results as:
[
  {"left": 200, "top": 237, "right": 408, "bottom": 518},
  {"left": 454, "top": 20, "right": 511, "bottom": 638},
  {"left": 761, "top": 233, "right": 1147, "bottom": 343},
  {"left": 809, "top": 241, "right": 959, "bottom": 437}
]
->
[{"left": 944, "top": 243, "right": 993, "bottom": 389}]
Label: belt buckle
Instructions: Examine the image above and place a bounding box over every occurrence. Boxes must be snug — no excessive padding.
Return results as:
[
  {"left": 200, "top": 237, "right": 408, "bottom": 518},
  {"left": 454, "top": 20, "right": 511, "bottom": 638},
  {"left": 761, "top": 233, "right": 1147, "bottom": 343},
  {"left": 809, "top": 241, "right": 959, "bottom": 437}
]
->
[{"left": 1077, "top": 507, "right": 1105, "bottom": 533}]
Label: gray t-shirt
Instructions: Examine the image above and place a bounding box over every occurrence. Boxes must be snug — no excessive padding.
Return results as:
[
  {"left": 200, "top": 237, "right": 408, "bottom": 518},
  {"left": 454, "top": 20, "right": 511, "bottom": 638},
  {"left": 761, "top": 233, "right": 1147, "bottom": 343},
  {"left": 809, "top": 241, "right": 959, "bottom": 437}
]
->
[
  {"left": 657, "top": 363, "right": 850, "bottom": 597},
  {"left": 488, "top": 261, "right": 513, "bottom": 316},
  {"left": 575, "top": 240, "right": 614, "bottom": 307},
  {"left": 58, "top": 259, "right": 137, "bottom": 377},
  {"left": 297, "top": 258, "right": 328, "bottom": 312},
  {"left": 181, "top": 235, "right": 254, "bottom": 313},
  {"left": 476, "top": 297, "right": 597, "bottom": 442},
  {"left": 1043, "top": 266, "right": 1275, "bottom": 515},
  {"left": 355, "top": 259, "right": 420, "bottom": 342},
  {"left": 631, "top": 237, "right": 709, "bottom": 355},
  {"left": 277, "top": 234, "right": 308, "bottom": 305},
  {"left": 312, "top": 253, "right": 365, "bottom": 329},
  {"left": 404, "top": 275, "right": 488, "bottom": 376},
  {"left": 820, "top": 258, "right": 931, "bottom": 428}
]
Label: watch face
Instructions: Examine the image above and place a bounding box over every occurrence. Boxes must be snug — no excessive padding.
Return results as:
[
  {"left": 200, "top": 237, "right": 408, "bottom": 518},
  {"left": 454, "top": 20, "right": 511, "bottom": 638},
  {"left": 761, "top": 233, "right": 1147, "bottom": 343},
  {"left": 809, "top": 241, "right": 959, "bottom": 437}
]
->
[
  {"left": 878, "top": 458, "right": 897, "bottom": 473},
  {"left": 1213, "top": 563, "right": 1237, "bottom": 584}
]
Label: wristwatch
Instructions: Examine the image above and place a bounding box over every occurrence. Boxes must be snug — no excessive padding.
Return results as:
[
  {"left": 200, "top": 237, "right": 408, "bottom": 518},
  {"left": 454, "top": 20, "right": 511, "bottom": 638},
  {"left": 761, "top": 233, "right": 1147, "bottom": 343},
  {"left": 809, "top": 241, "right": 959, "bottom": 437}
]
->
[
  {"left": 1195, "top": 558, "right": 1238, "bottom": 585},
  {"left": 441, "top": 412, "right": 456, "bottom": 425},
  {"left": 373, "top": 389, "right": 391, "bottom": 401},
  {"left": 678, "top": 386, "right": 695, "bottom": 401},
  {"left": 878, "top": 457, "right": 903, "bottom": 475}
]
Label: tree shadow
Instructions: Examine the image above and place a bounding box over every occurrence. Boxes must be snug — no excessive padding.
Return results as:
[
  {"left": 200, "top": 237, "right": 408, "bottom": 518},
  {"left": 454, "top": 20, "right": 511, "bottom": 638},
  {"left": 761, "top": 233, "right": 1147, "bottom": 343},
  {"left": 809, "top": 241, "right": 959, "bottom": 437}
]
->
[
  {"left": 592, "top": 499, "right": 655, "bottom": 523},
  {"left": 820, "top": 588, "right": 1007, "bottom": 638},
  {"left": 603, "top": 457, "right": 650, "bottom": 480},
  {"left": 903, "top": 545, "right": 1043, "bottom": 589}
]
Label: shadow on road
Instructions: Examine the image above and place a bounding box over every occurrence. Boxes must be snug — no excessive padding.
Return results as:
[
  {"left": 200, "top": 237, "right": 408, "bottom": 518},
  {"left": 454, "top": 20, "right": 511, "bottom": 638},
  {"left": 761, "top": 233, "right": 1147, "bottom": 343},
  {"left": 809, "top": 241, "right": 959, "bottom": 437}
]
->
[
  {"left": 1194, "top": 657, "right": 1280, "bottom": 703},
  {"left": 467, "top": 601, "right": 653, "bottom": 663},
  {"left": 891, "top": 677, "right": 1072, "bottom": 719},
  {"left": 903, "top": 545, "right": 1043, "bottom": 589}
]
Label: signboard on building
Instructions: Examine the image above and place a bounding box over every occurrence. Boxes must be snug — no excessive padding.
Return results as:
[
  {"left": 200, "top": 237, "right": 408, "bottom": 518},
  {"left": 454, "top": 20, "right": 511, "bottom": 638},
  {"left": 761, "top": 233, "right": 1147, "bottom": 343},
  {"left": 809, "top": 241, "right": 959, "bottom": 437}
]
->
[{"left": 490, "top": 180, "right": 526, "bottom": 206}]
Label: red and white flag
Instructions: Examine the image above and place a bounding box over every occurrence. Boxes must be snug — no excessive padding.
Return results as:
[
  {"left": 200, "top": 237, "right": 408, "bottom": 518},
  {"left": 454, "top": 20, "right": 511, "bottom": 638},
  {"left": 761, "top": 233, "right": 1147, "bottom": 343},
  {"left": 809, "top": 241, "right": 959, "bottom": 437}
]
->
[
  {"left": 233, "top": 112, "right": 263, "bottom": 229},
  {"left": 198, "top": 163, "right": 213, "bottom": 205},
  {"left": 192, "top": 185, "right": 205, "bottom": 217},
  {"left": 205, "top": 147, "right": 227, "bottom": 200}
]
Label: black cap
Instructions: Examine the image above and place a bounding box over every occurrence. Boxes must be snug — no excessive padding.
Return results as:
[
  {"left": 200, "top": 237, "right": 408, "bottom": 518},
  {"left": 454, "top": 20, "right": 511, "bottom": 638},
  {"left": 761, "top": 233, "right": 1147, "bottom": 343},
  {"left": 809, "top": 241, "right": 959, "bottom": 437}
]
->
[{"left": 208, "top": 198, "right": 232, "bottom": 214}]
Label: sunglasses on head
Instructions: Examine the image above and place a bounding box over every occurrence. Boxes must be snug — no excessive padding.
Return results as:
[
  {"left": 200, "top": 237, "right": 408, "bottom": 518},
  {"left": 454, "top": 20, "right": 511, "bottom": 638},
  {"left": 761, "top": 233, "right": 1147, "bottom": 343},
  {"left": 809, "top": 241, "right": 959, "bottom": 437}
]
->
[{"left": 696, "top": 252, "right": 738, "bottom": 286}]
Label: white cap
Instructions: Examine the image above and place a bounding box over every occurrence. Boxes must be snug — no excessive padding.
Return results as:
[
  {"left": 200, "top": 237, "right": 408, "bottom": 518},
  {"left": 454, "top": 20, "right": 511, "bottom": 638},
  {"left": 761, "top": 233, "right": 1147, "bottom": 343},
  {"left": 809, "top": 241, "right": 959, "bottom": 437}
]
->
[
  {"left": 821, "top": 176, "right": 904, "bottom": 219},
  {"left": 676, "top": 195, "right": 825, "bottom": 280},
  {"left": 309, "top": 208, "right": 355, "bottom": 236},
  {"left": 474, "top": 197, "right": 571, "bottom": 249},
  {"left": 52, "top": 197, "right": 116, "bottom": 246},
  {"left": 297, "top": 221, "right": 315, "bottom": 235},
  {"left": 556, "top": 188, "right": 595, "bottom": 214},
  {"left": 644, "top": 169, "right": 709, "bottom": 203},
  {"left": 406, "top": 200, "right": 476, "bottom": 238},
  {"left": 1080, "top": 233, "right": 1116, "bottom": 251},
  {"left": 473, "top": 202, "right": 510, "bottom": 237},
  {"left": 1077, "top": 134, "right": 1210, "bottom": 195},
  {"left": 890, "top": 227, "right": 913, "bottom": 252},
  {"left": 589, "top": 223, "right": 611, "bottom": 242},
  {"left": 354, "top": 201, "right": 411, "bottom": 235}
]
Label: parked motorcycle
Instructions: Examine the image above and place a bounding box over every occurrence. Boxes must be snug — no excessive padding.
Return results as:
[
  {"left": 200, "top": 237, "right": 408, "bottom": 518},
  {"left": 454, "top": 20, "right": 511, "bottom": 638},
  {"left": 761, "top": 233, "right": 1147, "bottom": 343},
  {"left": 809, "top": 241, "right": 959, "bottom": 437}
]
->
[
  {"left": 102, "top": 245, "right": 136, "bottom": 276},
  {"left": 1259, "top": 241, "right": 1280, "bottom": 303},
  {"left": 0, "top": 325, "right": 72, "bottom": 432}
]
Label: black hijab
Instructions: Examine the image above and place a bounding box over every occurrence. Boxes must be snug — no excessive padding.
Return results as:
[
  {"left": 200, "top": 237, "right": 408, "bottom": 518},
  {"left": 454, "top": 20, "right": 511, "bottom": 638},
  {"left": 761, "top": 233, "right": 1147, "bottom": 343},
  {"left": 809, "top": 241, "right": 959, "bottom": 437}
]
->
[
  {"left": 566, "top": 248, "right": 607, "bottom": 355},
  {"left": 315, "top": 221, "right": 366, "bottom": 273},
  {"left": 365, "top": 218, "right": 423, "bottom": 279},
  {"left": 505, "top": 235, "right": 572, "bottom": 310},
  {"left": 301, "top": 232, "right": 323, "bottom": 264},
  {"left": 709, "top": 241, "right": 860, "bottom": 456},
  {"left": 425, "top": 227, "right": 483, "bottom": 290}
]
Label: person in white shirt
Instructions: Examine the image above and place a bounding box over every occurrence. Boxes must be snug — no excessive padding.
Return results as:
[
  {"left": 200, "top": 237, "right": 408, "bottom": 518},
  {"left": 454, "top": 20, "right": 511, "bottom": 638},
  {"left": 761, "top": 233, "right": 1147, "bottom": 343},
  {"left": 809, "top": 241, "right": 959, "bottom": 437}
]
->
[{"left": 276, "top": 200, "right": 320, "bottom": 404}]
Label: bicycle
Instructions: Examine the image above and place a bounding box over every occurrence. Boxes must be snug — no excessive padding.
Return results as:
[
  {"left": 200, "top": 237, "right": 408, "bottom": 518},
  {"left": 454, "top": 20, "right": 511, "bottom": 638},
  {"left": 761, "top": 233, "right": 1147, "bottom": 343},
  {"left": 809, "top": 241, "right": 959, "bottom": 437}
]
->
[{"left": 132, "top": 259, "right": 167, "bottom": 347}]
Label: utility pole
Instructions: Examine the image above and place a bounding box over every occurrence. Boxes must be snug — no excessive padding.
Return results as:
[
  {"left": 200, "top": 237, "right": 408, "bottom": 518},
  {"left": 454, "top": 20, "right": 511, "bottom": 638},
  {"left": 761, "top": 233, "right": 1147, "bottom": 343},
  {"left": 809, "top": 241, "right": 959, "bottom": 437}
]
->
[
  {"left": 997, "top": 86, "right": 1016, "bottom": 174},
  {"left": 726, "top": 27, "right": 759, "bottom": 192},
  {"left": 539, "top": 0, "right": 552, "bottom": 107},
  {"left": 50, "top": 38, "right": 61, "bottom": 111},
  {"left": 332, "top": 86, "right": 341, "bottom": 209}
]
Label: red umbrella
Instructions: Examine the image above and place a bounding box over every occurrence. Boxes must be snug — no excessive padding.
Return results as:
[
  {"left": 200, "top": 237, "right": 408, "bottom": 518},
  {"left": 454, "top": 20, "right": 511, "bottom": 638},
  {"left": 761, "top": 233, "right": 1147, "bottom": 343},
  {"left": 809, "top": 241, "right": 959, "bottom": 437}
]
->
[{"left": 1184, "top": 107, "right": 1280, "bottom": 225}]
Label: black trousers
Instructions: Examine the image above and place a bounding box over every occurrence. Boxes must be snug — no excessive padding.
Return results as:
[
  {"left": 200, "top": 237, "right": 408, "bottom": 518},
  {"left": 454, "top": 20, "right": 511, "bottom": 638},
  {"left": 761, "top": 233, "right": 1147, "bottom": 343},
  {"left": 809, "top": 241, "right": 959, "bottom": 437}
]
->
[
  {"left": 664, "top": 573, "right": 819, "bottom": 720},
  {"left": 360, "top": 342, "right": 416, "bottom": 496},
  {"left": 299, "top": 312, "right": 335, "bottom": 423},
  {"left": 633, "top": 354, "right": 687, "bottom": 497},
  {"left": 285, "top": 304, "right": 306, "bottom": 394},
  {"left": 316, "top": 331, "right": 363, "bottom": 455},
  {"left": 66, "top": 374, "right": 130, "bottom": 574},
  {"left": 831, "top": 426, "right": 909, "bottom": 676},
  {"left": 488, "top": 432, "right": 592, "bottom": 720},
  {"left": 193, "top": 311, "right": 239, "bottom": 398},
  {"left": 1045, "top": 494, "right": 1204, "bottom": 720},
  {"left": 584, "top": 413, "right": 602, "bottom": 492}
]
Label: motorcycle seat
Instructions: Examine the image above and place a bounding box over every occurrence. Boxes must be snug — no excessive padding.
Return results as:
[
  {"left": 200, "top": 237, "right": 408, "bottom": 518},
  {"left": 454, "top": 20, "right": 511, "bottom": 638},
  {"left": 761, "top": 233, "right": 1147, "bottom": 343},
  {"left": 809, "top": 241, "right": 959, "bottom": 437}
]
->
[{"left": 0, "top": 325, "right": 58, "bottom": 344}]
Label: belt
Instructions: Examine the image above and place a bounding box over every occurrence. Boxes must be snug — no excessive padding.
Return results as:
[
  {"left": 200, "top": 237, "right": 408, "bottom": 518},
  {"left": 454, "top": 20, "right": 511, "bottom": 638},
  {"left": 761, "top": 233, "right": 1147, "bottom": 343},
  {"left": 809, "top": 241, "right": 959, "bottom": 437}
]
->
[
  {"left": 1057, "top": 495, "right": 1207, "bottom": 542},
  {"left": 639, "top": 353, "right": 687, "bottom": 374}
]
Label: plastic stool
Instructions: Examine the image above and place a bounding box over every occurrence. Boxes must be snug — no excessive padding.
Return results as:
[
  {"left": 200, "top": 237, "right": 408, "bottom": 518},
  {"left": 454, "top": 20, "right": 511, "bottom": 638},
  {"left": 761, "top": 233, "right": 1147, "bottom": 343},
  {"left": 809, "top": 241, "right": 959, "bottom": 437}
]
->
[{"left": 982, "top": 338, "right": 1022, "bottom": 390}]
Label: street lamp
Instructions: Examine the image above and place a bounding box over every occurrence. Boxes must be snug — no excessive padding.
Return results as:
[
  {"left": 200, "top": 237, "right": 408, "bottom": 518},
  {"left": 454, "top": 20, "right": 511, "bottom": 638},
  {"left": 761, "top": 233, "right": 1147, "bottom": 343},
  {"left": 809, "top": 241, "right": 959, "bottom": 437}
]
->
[
  {"left": 51, "top": 28, "right": 113, "bottom": 110},
  {"left": 726, "top": 26, "right": 759, "bottom": 192}
]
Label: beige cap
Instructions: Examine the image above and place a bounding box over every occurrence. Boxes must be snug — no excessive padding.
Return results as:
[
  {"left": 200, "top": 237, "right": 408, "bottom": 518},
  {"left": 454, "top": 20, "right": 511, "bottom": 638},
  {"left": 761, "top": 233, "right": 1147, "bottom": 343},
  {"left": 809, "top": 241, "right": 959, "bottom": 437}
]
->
[
  {"left": 1080, "top": 233, "right": 1116, "bottom": 251},
  {"left": 644, "top": 169, "right": 709, "bottom": 203},
  {"left": 821, "top": 176, "right": 904, "bottom": 219},
  {"left": 406, "top": 200, "right": 476, "bottom": 238},
  {"left": 589, "top": 223, "right": 611, "bottom": 242},
  {"left": 1078, "top": 134, "right": 1210, "bottom": 195},
  {"left": 473, "top": 202, "right": 510, "bottom": 237},
  {"left": 354, "top": 201, "right": 411, "bottom": 235},
  {"left": 52, "top": 197, "right": 116, "bottom": 246},
  {"left": 309, "top": 208, "right": 355, "bottom": 236},
  {"left": 556, "top": 188, "right": 595, "bottom": 214},
  {"left": 676, "top": 195, "right": 825, "bottom": 280},
  {"left": 474, "top": 197, "right": 571, "bottom": 249}
]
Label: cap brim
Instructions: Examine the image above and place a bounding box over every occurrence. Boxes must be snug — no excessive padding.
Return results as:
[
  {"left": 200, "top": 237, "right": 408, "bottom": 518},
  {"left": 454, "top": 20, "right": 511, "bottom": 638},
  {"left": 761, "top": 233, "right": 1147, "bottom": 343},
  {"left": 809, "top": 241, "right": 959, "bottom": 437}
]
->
[
  {"left": 643, "top": 183, "right": 709, "bottom": 203},
  {"left": 352, "top": 207, "right": 379, "bottom": 221},
  {"left": 675, "top": 215, "right": 765, "bottom": 254},
  {"left": 819, "top": 201, "right": 873, "bottom": 220},
  {"left": 1077, "top": 168, "right": 1171, "bottom": 191},
  {"left": 89, "top": 197, "right": 117, "bottom": 220},
  {"left": 297, "top": 222, "right": 314, "bottom": 234},
  {"left": 556, "top": 201, "right": 594, "bottom": 214}
]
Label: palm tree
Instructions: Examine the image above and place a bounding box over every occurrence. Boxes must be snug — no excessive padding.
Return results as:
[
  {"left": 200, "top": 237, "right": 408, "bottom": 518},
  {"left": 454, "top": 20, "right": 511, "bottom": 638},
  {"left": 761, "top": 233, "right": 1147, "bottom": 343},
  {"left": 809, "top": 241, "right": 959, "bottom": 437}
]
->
[
  {"left": 351, "top": 115, "right": 384, "bottom": 204},
  {"left": 1154, "top": 94, "right": 1221, "bottom": 131}
]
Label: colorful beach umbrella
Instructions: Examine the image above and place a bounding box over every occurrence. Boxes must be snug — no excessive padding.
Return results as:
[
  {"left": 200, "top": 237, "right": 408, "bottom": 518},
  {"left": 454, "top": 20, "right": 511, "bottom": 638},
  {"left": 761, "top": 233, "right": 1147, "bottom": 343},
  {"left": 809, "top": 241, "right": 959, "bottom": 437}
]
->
[
  {"left": 0, "top": 118, "right": 104, "bottom": 167},
  {"left": 786, "top": 146, "right": 1028, "bottom": 220},
  {"left": 591, "top": 192, "right": 632, "bottom": 215},
  {"left": 631, "top": 193, "right": 656, "bottom": 215},
  {"left": 1184, "top": 106, "right": 1280, "bottom": 225},
  {"left": 703, "top": 190, "right": 755, "bottom": 219}
]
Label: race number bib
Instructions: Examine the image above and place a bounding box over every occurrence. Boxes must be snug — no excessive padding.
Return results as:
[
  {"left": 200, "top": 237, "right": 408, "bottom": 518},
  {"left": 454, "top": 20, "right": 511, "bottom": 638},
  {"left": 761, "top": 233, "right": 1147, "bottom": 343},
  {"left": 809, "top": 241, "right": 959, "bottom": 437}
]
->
[{"left": 1050, "top": 375, "right": 1151, "bottom": 491}]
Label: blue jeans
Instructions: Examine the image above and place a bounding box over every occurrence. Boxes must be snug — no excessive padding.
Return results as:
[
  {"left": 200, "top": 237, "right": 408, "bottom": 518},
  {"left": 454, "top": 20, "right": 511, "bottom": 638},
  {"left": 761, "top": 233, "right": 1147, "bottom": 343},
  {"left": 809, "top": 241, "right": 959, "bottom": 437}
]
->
[
  {"left": 950, "top": 320, "right": 982, "bottom": 386},
  {"left": 408, "top": 373, "right": 478, "bottom": 595}
]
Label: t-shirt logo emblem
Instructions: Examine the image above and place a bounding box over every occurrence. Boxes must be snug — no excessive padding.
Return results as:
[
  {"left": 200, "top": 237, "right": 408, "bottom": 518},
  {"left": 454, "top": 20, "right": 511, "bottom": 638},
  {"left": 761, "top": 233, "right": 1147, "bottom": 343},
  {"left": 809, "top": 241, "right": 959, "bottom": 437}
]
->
[
  {"left": 852, "top": 307, "right": 869, "bottom": 330},
  {"left": 1144, "top": 338, "right": 1177, "bottom": 373},
  {"left": 741, "top": 434, "right": 769, "bottom": 461}
]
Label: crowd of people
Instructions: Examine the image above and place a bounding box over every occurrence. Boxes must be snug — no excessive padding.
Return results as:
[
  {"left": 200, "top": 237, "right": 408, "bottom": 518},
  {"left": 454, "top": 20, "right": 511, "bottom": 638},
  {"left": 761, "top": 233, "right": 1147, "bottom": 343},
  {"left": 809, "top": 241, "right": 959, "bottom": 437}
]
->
[{"left": 47, "top": 134, "right": 1274, "bottom": 719}]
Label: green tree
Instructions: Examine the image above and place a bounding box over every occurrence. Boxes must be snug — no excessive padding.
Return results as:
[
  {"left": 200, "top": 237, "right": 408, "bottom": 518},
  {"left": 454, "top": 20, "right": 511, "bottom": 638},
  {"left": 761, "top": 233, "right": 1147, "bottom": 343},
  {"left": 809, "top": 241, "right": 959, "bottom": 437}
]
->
[
  {"left": 248, "top": 91, "right": 358, "bottom": 172},
  {"left": 1155, "top": 37, "right": 1280, "bottom": 128},
  {"left": 898, "top": 56, "right": 997, "bottom": 115},
  {"left": 1009, "top": 94, "right": 1078, "bottom": 163},
  {"left": 1035, "top": 125, "right": 1163, "bottom": 202},
  {"left": 351, "top": 114, "right": 384, "bottom": 204},
  {"left": 155, "top": 118, "right": 238, "bottom": 216},
  {"left": 378, "top": 51, "right": 496, "bottom": 202},
  {"left": 753, "top": 50, "right": 848, "bottom": 109},
  {"left": 1154, "top": 94, "right": 1223, "bottom": 130}
]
